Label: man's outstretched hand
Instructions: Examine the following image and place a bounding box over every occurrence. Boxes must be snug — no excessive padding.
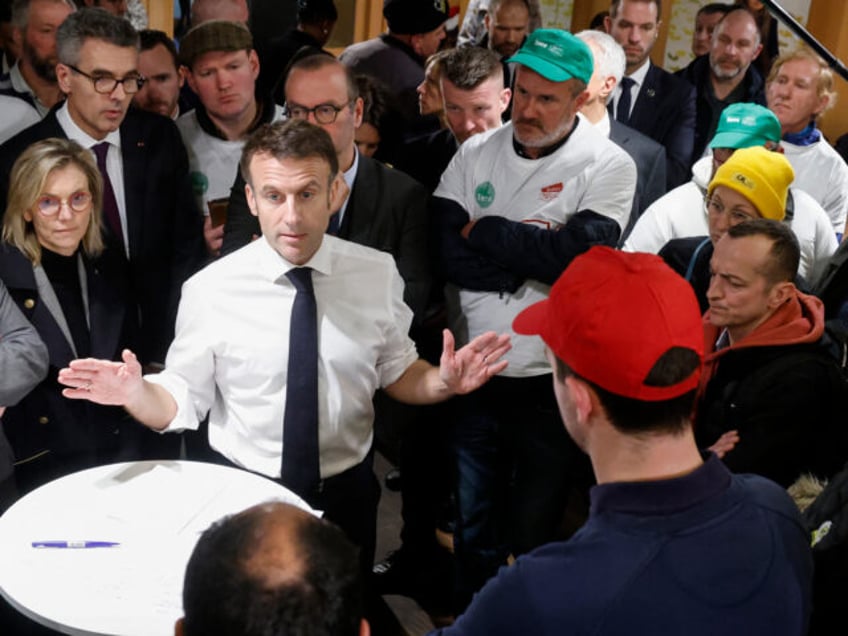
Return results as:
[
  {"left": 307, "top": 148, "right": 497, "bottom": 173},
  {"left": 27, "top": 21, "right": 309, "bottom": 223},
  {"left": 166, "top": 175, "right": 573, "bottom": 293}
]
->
[
  {"left": 58, "top": 349, "right": 144, "bottom": 406},
  {"left": 440, "top": 329, "right": 511, "bottom": 395}
]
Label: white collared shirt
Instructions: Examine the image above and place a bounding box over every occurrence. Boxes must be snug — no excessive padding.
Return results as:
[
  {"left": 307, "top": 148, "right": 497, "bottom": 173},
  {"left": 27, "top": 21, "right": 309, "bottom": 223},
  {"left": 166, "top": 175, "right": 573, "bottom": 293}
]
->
[
  {"left": 611, "top": 59, "right": 651, "bottom": 120},
  {"left": 56, "top": 103, "right": 130, "bottom": 255},
  {"left": 147, "top": 235, "right": 419, "bottom": 480}
]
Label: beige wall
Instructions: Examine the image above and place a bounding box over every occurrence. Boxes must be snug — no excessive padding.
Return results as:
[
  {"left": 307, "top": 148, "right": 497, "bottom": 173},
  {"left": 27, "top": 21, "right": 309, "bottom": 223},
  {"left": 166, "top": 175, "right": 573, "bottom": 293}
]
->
[{"left": 140, "top": 0, "right": 173, "bottom": 35}]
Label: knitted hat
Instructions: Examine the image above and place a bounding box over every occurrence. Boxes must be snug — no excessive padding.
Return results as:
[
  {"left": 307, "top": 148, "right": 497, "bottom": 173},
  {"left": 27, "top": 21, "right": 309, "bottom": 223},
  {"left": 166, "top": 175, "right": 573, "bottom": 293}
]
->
[
  {"left": 513, "top": 247, "right": 703, "bottom": 401},
  {"left": 179, "top": 20, "right": 253, "bottom": 68},
  {"left": 707, "top": 146, "right": 794, "bottom": 221},
  {"left": 709, "top": 103, "right": 782, "bottom": 150},
  {"left": 383, "top": 0, "right": 449, "bottom": 35},
  {"left": 507, "top": 29, "right": 593, "bottom": 84}
]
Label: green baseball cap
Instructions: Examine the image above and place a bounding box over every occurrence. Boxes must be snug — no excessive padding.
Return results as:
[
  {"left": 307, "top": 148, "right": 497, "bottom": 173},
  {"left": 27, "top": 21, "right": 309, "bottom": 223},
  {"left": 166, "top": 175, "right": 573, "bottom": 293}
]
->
[
  {"left": 507, "top": 29, "right": 593, "bottom": 84},
  {"left": 709, "top": 103, "right": 782, "bottom": 150}
]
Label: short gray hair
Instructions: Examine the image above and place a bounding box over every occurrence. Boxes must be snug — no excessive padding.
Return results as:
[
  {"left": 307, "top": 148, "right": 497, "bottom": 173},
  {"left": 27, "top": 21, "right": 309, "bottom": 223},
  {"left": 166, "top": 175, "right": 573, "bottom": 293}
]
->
[
  {"left": 56, "top": 7, "right": 138, "bottom": 67},
  {"left": 576, "top": 29, "right": 625, "bottom": 98}
]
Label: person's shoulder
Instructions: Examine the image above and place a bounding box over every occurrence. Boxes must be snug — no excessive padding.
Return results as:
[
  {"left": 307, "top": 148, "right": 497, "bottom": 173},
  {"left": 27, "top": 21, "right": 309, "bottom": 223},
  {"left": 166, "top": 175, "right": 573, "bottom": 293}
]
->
[
  {"left": 673, "top": 54, "right": 707, "bottom": 86},
  {"left": 572, "top": 120, "right": 635, "bottom": 167},
  {"left": 733, "top": 472, "right": 808, "bottom": 524},
  {"left": 326, "top": 235, "right": 399, "bottom": 281},
  {"left": 328, "top": 233, "right": 395, "bottom": 264},
  {"left": 122, "top": 106, "right": 184, "bottom": 145},
  {"left": 648, "top": 63, "right": 696, "bottom": 96},
  {"left": 792, "top": 188, "right": 833, "bottom": 225},
  {"left": 175, "top": 108, "right": 199, "bottom": 131},
  {"left": 659, "top": 235, "right": 711, "bottom": 276},
  {"left": 339, "top": 37, "right": 384, "bottom": 63}
]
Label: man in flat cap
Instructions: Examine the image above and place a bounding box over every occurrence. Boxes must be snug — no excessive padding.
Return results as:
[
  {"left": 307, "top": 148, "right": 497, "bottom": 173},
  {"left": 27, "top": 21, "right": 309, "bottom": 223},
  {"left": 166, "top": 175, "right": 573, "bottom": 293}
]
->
[
  {"left": 432, "top": 28, "right": 636, "bottom": 609},
  {"left": 177, "top": 19, "right": 283, "bottom": 257},
  {"left": 340, "top": 0, "right": 448, "bottom": 135}
]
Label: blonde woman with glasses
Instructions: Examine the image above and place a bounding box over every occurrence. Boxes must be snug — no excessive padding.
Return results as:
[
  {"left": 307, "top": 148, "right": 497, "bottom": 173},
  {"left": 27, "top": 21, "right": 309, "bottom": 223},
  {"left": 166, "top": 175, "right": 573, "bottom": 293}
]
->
[{"left": 0, "top": 137, "right": 143, "bottom": 496}]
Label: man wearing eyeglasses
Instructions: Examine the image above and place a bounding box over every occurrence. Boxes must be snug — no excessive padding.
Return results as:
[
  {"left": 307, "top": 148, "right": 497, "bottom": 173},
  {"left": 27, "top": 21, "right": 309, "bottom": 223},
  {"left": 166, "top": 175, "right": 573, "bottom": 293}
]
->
[
  {"left": 222, "top": 54, "right": 431, "bottom": 323},
  {"left": 0, "top": 8, "right": 205, "bottom": 399},
  {"left": 176, "top": 20, "right": 283, "bottom": 257}
]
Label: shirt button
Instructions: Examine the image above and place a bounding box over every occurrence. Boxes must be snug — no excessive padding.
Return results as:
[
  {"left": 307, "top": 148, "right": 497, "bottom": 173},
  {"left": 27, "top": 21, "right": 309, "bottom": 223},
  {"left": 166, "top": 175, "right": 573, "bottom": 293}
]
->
[
  {"left": 24, "top": 298, "right": 36, "bottom": 309},
  {"left": 38, "top": 416, "right": 49, "bottom": 425}
]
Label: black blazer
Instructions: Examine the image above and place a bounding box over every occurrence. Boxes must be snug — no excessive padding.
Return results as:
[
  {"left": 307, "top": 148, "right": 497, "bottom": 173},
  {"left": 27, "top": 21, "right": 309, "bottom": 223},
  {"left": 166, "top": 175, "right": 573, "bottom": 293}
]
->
[
  {"left": 609, "top": 118, "right": 667, "bottom": 240},
  {"left": 0, "top": 106, "right": 206, "bottom": 365},
  {"left": 612, "top": 64, "right": 696, "bottom": 190},
  {"left": 222, "top": 153, "right": 432, "bottom": 321},
  {"left": 0, "top": 244, "right": 164, "bottom": 494}
]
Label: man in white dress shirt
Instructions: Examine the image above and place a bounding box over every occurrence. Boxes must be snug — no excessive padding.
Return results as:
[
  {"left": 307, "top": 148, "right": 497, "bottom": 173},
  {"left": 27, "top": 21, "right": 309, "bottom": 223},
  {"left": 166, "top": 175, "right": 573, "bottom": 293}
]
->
[{"left": 59, "top": 119, "right": 511, "bottom": 570}]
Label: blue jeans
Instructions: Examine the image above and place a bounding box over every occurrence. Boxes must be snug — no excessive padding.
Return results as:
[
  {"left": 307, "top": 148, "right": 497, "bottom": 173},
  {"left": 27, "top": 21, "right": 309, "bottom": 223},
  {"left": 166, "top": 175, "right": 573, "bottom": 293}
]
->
[{"left": 451, "top": 374, "right": 588, "bottom": 610}]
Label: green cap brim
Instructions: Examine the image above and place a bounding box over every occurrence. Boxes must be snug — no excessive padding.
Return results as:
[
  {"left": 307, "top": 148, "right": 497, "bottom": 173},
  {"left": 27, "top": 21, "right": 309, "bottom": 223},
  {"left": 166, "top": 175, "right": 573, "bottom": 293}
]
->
[
  {"left": 507, "top": 51, "right": 575, "bottom": 82},
  {"left": 708, "top": 131, "right": 770, "bottom": 150}
]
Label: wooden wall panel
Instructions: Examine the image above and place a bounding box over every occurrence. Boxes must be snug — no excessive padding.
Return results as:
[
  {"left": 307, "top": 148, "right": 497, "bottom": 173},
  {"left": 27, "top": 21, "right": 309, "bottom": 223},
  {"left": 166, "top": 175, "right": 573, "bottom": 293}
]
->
[{"left": 140, "top": 0, "right": 173, "bottom": 35}]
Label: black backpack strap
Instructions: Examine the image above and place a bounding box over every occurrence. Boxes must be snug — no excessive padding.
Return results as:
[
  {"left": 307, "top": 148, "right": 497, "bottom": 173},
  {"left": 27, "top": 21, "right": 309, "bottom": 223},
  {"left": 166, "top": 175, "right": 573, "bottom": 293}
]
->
[{"left": 685, "top": 237, "right": 712, "bottom": 282}]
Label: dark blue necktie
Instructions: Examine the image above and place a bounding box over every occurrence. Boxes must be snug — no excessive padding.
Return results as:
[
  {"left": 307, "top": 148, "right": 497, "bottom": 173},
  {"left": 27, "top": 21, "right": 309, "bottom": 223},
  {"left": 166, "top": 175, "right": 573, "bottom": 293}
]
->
[
  {"left": 281, "top": 267, "right": 320, "bottom": 495},
  {"left": 92, "top": 142, "right": 125, "bottom": 251},
  {"left": 616, "top": 76, "right": 636, "bottom": 124}
]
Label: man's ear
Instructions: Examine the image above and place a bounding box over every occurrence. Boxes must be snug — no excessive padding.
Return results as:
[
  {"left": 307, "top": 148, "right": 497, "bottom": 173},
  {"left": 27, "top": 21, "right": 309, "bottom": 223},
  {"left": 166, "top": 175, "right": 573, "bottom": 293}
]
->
[
  {"left": 11, "top": 26, "right": 22, "bottom": 50},
  {"left": 499, "top": 87, "right": 512, "bottom": 114},
  {"left": 174, "top": 617, "right": 185, "bottom": 636},
  {"left": 600, "top": 75, "right": 617, "bottom": 103},
  {"left": 328, "top": 173, "right": 347, "bottom": 211},
  {"left": 248, "top": 49, "right": 260, "bottom": 80},
  {"left": 359, "top": 618, "right": 371, "bottom": 636},
  {"left": 574, "top": 89, "right": 591, "bottom": 111},
  {"left": 184, "top": 65, "right": 197, "bottom": 94},
  {"left": 352, "top": 96, "right": 364, "bottom": 129},
  {"left": 565, "top": 375, "right": 594, "bottom": 425},
  {"left": 245, "top": 181, "right": 259, "bottom": 218},
  {"left": 751, "top": 42, "right": 763, "bottom": 61},
  {"left": 767, "top": 280, "right": 795, "bottom": 309},
  {"left": 56, "top": 63, "right": 72, "bottom": 93}
]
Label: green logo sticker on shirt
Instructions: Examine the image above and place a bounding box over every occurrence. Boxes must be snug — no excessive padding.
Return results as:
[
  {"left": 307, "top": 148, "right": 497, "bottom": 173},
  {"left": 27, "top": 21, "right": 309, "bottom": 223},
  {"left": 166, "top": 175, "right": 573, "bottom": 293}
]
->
[
  {"left": 475, "top": 181, "right": 495, "bottom": 208},
  {"left": 190, "top": 171, "right": 209, "bottom": 196}
]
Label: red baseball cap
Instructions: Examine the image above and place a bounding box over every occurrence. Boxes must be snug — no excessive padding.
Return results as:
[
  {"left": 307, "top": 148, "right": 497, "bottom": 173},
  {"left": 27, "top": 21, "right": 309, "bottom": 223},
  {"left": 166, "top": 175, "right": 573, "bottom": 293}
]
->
[{"left": 513, "top": 247, "right": 704, "bottom": 401}]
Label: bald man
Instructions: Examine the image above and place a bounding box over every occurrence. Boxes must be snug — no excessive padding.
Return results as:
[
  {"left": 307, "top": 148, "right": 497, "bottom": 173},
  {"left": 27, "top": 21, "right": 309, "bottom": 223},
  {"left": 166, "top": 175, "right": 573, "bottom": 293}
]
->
[{"left": 178, "top": 502, "right": 368, "bottom": 636}]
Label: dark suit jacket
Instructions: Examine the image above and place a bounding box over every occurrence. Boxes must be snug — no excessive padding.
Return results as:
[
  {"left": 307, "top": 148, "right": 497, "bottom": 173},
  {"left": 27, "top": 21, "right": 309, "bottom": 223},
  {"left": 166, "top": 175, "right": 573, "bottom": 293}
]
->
[
  {"left": 0, "top": 245, "right": 167, "bottom": 494},
  {"left": 675, "top": 54, "right": 766, "bottom": 161},
  {"left": 394, "top": 128, "right": 458, "bottom": 194},
  {"left": 0, "top": 106, "right": 206, "bottom": 365},
  {"left": 613, "top": 63, "right": 696, "bottom": 190},
  {"left": 609, "top": 118, "right": 667, "bottom": 240},
  {"left": 222, "top": 154, "right": 432, "bottom": 321}
]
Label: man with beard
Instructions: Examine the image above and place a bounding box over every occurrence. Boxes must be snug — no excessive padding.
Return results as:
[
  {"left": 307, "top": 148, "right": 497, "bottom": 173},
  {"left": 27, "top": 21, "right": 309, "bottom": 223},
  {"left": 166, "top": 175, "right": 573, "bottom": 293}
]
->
[
  {"left": 0, "top": 0, "right": 74, "bottom": 116},
  {"left": 482, "top": 0, "right": 531, "bottom": 60},
  {"left": 433, "top": 29, "right": 635, "bottom": 609},
  {"left": 677, "top": 7, "right": 766, "bottom": 160}
]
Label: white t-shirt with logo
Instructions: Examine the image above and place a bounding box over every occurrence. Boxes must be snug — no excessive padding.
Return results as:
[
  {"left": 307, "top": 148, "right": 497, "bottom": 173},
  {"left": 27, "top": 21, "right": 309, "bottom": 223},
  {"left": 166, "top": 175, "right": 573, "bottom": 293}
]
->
[
  {"left": 177, "top": 104, "right": 285, "bottom": 216},
  {"left": 434, "top": 120, "right": 636, "bottom": 377}
]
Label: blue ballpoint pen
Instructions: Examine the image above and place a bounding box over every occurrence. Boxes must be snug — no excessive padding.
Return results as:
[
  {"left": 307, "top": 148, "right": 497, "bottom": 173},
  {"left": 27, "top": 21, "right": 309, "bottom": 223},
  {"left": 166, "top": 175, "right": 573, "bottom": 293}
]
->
[{"left": 31, "top": 541, "right": 120, "bottom": 548}]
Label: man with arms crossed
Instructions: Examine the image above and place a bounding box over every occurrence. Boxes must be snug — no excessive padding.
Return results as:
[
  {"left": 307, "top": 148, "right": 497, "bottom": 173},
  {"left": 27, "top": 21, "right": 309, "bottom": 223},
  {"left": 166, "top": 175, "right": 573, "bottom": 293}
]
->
[{"left": 434, "top": 29, "right": 635, "bottom": 608}]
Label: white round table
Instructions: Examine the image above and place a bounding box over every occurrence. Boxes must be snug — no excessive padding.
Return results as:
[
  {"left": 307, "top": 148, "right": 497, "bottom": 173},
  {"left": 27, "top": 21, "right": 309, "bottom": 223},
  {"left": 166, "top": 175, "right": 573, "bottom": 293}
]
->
[{"left": 0, "top": 460, "right": 313, "bottom": 635}]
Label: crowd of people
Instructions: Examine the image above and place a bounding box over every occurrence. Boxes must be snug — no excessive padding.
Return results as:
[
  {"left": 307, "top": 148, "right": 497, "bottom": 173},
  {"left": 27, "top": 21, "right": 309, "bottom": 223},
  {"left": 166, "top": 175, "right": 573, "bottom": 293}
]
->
[{"left": 0, "top": 0, "right": 847, "bottom": 634}]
